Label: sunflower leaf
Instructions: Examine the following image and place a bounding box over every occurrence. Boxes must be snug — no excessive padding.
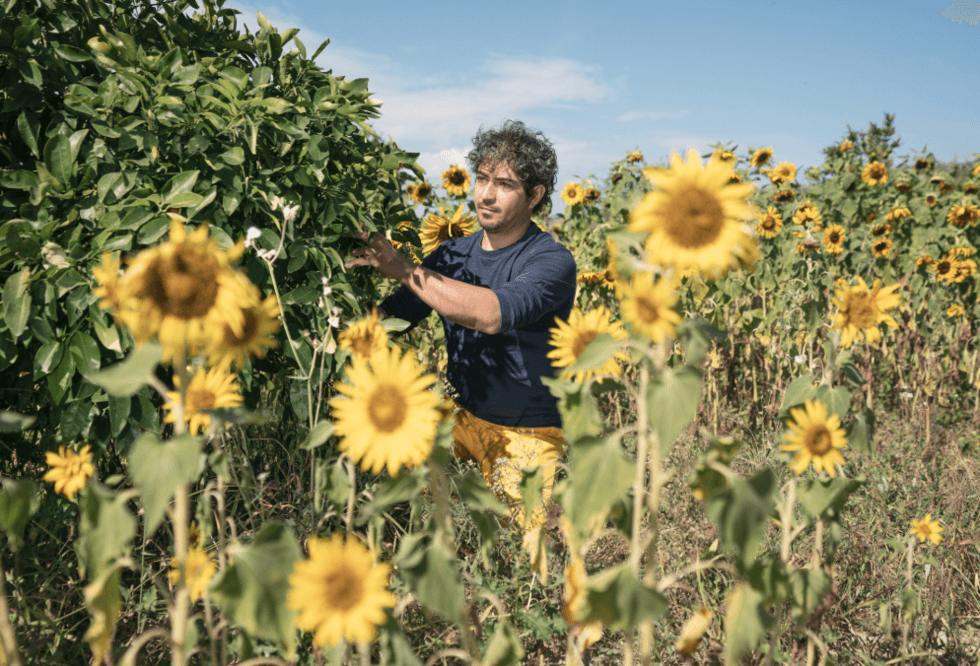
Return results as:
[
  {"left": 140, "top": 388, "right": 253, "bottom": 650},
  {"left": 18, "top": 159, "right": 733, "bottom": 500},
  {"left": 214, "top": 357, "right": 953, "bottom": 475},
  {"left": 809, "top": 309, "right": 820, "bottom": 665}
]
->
[
  {"left": 706, "top": 468, "right": 778, "bottom": 572},
  {"left": 579, "top": 563, "right": 667, "bottom": 631},
  {"left": 568, "top": 435, "right": 634, "bottom": 541},
  {"left": 127, "top": 433, "right": 203, "bottom": 539},
  {"left": 395, "top": 534, "right": 464, "bottom": 625},
  {"left": 724, "top": 583, "right": 774, "bottom": 665},
  {"left": 88, "top": 343, "right": 162, "bottom": 397},
  {"left": 565, "top": 333, "right": 622, "bottom": 374},
  {"left": 778, "top": 374, "right": 817, "bottom": 420},
  {"left": 0, "top": 478, "right": 37, "bottom": 553},
  {"left": 797, "top": 476, "right": 863, "bottom": 520},
  {"left": 646, "top": 366, "right": 702, "bottom": 456}
]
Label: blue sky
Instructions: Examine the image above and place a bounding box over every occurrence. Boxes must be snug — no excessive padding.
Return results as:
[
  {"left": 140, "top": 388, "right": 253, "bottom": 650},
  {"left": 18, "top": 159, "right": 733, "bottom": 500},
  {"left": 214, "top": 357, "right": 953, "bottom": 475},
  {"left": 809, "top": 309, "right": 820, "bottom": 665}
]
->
[{"left": 225, "top": 0, "right": 979, "bottom": 208}]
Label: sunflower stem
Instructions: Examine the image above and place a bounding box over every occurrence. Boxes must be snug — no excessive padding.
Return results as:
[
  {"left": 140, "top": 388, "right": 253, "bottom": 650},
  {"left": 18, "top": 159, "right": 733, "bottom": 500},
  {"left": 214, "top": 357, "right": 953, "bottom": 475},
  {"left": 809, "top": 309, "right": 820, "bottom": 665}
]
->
[
  {"left": 170, "top": 345, "right": 191, "bottom": 666},
  {"left": 263, "top": 261, "right": 311, "bottom": 416},
  {"left": 0, "top": 548, "right": 23, "bottom": 666}
]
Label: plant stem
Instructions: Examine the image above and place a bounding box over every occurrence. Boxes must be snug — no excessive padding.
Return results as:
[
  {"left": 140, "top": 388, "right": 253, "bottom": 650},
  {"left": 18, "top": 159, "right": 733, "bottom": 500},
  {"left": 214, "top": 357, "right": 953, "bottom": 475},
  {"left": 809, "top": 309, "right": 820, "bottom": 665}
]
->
[{"left": 0, "top": 551, "right": 23, "bottom": 666}]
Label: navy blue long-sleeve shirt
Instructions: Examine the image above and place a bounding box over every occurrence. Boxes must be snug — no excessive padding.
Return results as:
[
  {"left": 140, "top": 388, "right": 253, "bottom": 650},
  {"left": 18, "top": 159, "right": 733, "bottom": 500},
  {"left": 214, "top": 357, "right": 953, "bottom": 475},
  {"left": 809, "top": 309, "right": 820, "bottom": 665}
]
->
[{"left": 380, "top": 224, "right": 577, "bottom": 428}]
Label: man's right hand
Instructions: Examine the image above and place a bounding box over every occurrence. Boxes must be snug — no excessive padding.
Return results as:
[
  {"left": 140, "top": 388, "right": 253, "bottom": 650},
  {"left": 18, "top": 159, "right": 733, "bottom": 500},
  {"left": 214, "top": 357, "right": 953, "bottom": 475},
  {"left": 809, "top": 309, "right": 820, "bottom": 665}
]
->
[{"left": 343, "top": 221, "right": 411, "bottom": 281}]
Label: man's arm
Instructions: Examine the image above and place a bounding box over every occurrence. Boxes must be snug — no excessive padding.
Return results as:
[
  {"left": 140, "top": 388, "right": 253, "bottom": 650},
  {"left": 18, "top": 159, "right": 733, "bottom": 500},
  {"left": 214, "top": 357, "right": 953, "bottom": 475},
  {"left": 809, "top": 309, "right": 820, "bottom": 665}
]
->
[{"left": 345, "top": 228, "right": 502, "bottom": 335}]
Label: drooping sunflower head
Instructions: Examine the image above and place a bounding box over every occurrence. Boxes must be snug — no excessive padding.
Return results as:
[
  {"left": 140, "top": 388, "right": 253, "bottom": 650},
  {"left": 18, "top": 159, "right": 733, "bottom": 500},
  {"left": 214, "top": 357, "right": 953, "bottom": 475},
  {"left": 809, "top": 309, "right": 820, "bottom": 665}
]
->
[
  {"left": 440, "top": 165, "right": 471, "bottom": 196},
  {"left": 546, "top": 306, "right": 629, "bottom": 383},
  {"left": 773, "top": 188, "right": 796, "bottom": 202},
  {"left": 583, "top": 186, "right": 601, "bottom": 204},
  {"left": 915, "top": 158, "right": 932, "bottom": 170},
  {"left": 751, "top": 147, "right": 773, "bottom": 168},
  {"left": 620, "top": 272, "right": 682, "bottom": 344},
  {"left": 338, "top": 308, "right": 388, "bottom": 362},
  {"left": 628, "top": 148, "right": 759, "bottom": 280},
  {"left": 830, "top": 276, "right": 901, "bottom": 348},
  {"left": 965, "top": 183, "right": 979, "bottom": 194},
  {"left": 561, "top": 181, "right": 585, "bottom": 205},
  {"left": 839, "top": 140, "right": 854, "bottom": 152},
  {"left": 884, "top": 207, "right": 912, "bottom": 222},
  {"left": 627, "top": 148, "right": 644, "bottom": 163},
  {"left": 823, "top": 224, "right": 845, "bottom": 255},
  {"left": 954, "top": 258, "right": 977, "bottom": 282},
  {"left": 419, "top": 205, "right": 479, "bottom": 254},
  {"left": 861, "top": 161, "right": 888, "bottom": 186},
  {"left": 756, "top": 207, "right": 783, "bottom": 239},
  {"left": 288, "top": 533, "right": 397, "bottom": 647},
  {"left": 895, "top": 181, "right": 912, "bottom": 193},
  {"left": 915, "top": 255, "right": 934, "bottom": 268},
  {"left": 768, "top": 161, "right": 797, "bottom": 185},
  {"left": 909, "top": 514, "right": 943, "bottom": 545},
  {"left": 711, "top": 149, "right": 736, "bottom": 165},
  {"left": 410, "top": 181, "right": 432, "bottom": 205},
  {"left": 329, "top": 345, "right": 440, "bottom": 476},
  {"left": 871, "top": 223, "right": 894, "bottom": 237},
  {"left": 947, "top": 203, "right": 980, "bottom": 228},
  {"left": 780, "top": 399, "right": 847, "bottom": 477}
]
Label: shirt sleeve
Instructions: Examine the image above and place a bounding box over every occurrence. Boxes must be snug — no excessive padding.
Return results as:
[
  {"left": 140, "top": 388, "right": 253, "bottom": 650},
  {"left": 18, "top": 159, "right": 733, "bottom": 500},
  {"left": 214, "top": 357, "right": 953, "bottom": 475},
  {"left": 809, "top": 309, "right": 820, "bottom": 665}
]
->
[{"left": 494, "top": 244, "right": 577, "bottom": 333}]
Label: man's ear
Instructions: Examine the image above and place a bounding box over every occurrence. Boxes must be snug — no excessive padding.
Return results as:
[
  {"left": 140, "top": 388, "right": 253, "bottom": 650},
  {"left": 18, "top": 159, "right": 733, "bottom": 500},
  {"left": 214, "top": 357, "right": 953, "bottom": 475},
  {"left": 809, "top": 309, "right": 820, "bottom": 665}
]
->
[{"left": 529, "top": 184, "right": 546, "bottom": 211}]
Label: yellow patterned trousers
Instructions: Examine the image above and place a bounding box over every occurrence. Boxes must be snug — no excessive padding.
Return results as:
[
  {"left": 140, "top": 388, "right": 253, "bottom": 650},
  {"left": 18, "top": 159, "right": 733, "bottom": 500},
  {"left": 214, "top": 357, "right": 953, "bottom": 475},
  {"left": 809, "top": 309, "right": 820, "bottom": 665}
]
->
[{"left": 452, "top": 408, "right": 566, "bottom": 528}]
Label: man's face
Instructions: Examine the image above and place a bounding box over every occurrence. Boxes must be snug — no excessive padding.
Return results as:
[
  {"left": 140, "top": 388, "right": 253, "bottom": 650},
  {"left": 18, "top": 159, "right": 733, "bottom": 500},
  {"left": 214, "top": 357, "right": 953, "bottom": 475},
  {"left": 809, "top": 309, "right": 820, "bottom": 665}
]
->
[{"left": 474, "top": 161, "right": 543, "bottom": 234}]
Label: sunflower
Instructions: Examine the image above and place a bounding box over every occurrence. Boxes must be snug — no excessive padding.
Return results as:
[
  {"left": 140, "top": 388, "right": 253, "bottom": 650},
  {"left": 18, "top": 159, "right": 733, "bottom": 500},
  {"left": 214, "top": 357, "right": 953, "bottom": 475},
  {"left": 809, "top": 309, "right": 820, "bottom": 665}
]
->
[
  {"left": 839, "top": 140, "right": 854, "bottom": 152},
  {"left": 953, "top": 258, "right": 977, "bottom": 282},
  {"left": 711, "top": 149, "right": 736, "bottom": 165},
  {"left": 410, "top": 181, "right": 432, "bottom": 205},
  {"left": 330, "top": 345, "right": 440, "bottom": 476},
  {"left": 951, "top": 246, "right": 977, "bottom": 257},
  {"left": 867, "top": 211, "right": 878, "bottom": 223},
  {"left": 885, "top": 207, "right": 912, "bottom": 222},
  {"left": 915, "top": 256, "right": 934, "bottom": 268},
  {"left": 584, "top": 187, "right": 600, "bottom": 203},
  {"left": 164, "top": 366, "right": 244, "bottom": 436},
  {"left": 823, "top": 225, "right": 845, "bottom": 255},
  {"left": 768, "top": 161, "right": 797, "bottom": 185},
  {"left": 756, "top": 207, "right": 783, "bottom": 239},
  {"left": 780, "top": 399, "right": 847, "bottom": 477},
  {"left": 43, "top": 445, "right": 95, "bottom": 500},
  {"left": 440, "top": 165, "right": 471, "bottom": 196},
  {"left": 773, "top": 188, "right": 796, "bottom": 202},
  {"left": 947, "top": 303, "right": 965, "bottom": 318},
  {"left": 792, "top": 201, "right": 823, "bottom": 232},
  {"left": 206, "top": 280, "right": 281, "bottom": 370},
  {"left": 871, "top": 223, "right": 894, "bottom": 237},
  {"left": 627, "top": 149, "right": 644, "bottom": 163},
  {"left": 915, "top": 158, "right": 932, "bottom": 170},
  {"left": 288, "top": 533, "right": 396, "bottom": 647},
  {"left": 909, "top": 515, "right": 943, "bottom": 545},
  {"left": 620, "top": 273, "right": 682, "bottom": 343},
  {"left": 92, "top": 253, "right": 125, "bottom": 314},
  {"left": 547, "top": 306, "right": 629, "bottom": 383},
  {"left": 675, "top": 607, "right": 714, "bottom": 657},
  {"left": 795, "top": 240, "right": 821, "bottom": 254},
  {"left": 419, "top": 204, "right": 479, "bottom": 254},
  {"left": 561, "top": 181, "right": 585, "bottom": 205},
  {"left": 576, "top": 270, "right": 609, "bottom": 285},
  {"left": 861, "top": 161, "right": 888, "bottom": 186},
  {"left": 895, "top": 181, "right": 912, "bottom": 193},
  {"left": 947, "top": 203, "right": 980, "bottom": 228},
  {"left": 872, "top": 237, "right": 894, "bottom": 258},
  {"left": 938, "top": 181, "right": 953, "bottom": 194},
  {"left": 728, "top": 172, "right": 743, "bottom": 185},
  {"left": 562, "top": 548, "right": 604, "bottom": 648},
  {"left": 974, "top": 164, "right": 980, "bottom": 178},
  {"left": 405, "top": 183, "right": 416, "bottom": 199},
  {"left": 118, "top": 218, "right": 248, "bottom": 363},
  {"left": 628, "top": 148, "right": 759, "bottom": 279},
  {"left": 830, "top": 276, "right": 901, "bottom": 348},
  {"left": 925, "top": 193, "right": 938, "bottom": 207},
  {"left": 751, "top": 147, "right": 773, "bottom": 168},
  {"left": 338, "top": 308, "right": 388, "bottom": 362},
  {"left": 965, "top": 183, "right": 979, "bottom": 194},
  {"left": 934, "top": 255, "right": 957, "bottom": 283},
  {"left": 168, "top": 546, "right": 217, "bottom": 603}
]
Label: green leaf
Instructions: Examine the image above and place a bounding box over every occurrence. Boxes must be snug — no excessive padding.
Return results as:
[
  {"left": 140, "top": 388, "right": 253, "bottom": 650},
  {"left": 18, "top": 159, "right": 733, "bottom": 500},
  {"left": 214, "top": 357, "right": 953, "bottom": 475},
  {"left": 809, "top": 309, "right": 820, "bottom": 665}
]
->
[
  {"left": 210, "top": 522, "right": 300, "bottom": 656},
  {"left": 17, "top": 112, "right": 40, "bottom": 157},
  {"left": 724, "top": 583, "right": 774, "bottom": 665},
  {"left": 778, "top": 374, "right": 817, "bottom": 419},
  {"left": 220, "top": 146, "right": 245, "bottom": 166},
  {"left": 34, "top": 339, "right": 63, "bottom": 377},
  {"left": 256, "top": 10, "right": 272, "bottom": 31},
  {"left": 847, "top": 408, "right": 874, "bottom": 454},
  {"left": 358, "top": 467, "right": 426, "bottom": 523},
  {"left": 564, "top": 332, "right": 623, "bottom": 375},
  {"left": 706, "top": 468, "right": 778, "bottom": 571},
  {"left": 70, "top": 331, "right": 102, "bottom": 377},
  {"left": 796, "top": 476, "right": 863, "bottom": 520},
  {"left": 381, "top": 317, "right": 410, "bottom": 333},
  {"left": 482, "top": 620, "right": 524, "bottom": 666},
  {"left": 313, "top": 459, "right": 351, "bottom": 514},
  {"left": 568, "top": 436, "right": 634, "bottom": 541},
  {"left": 127, "top": 433, "right": 203, "bottom": 539},
  {"left": 839, "top": 362, "right": 864, "bottom": 387},
  {"left": 542, "top": 377, "right": 602, "bottom": 443},
  {"left": 47, "top": 348, "right": 75, "bottom": 404},
  {"left": 88, "top": 343, "right": 162, "bottom": 397},
  {"left": 394, "top": 534, "right": 464, "bottom": 624},
  {"left": 519, "top": 466, "right": 545, "bottom": 523},
  {"left": 814, "top": 384, "right": 850, "bottom": 419},
  {"left": 0, "top": 411, "right": 36, "bottom": 433},
  {"left": 161, "top": 170, "right": 200, "bottom": 206},
  {"left": 789, "top": 568, "right": 832, "bottom": 624},
  {"left": 299, "top": 421, "right": 334, "bottom": 450},
  {"left": 43, "top": 133, "right": 73, "bottom": 184},
  {"left": 0, "top": 478, "right": 37, "bottom": 552},
  {"left": 578, "top": 564, "right": 667, "bottom": 631},
  {"left": 646, "top": 366, "right": 702, "bottom": 456},
  {"left": 3, "top": 270, "right": 32, "bottom": 340},
  {"left": 168, "top": 191, "right": 204, "bottom": 208},
  {"left": 76, "top": 483, "right": 137, "bottom": 578}
]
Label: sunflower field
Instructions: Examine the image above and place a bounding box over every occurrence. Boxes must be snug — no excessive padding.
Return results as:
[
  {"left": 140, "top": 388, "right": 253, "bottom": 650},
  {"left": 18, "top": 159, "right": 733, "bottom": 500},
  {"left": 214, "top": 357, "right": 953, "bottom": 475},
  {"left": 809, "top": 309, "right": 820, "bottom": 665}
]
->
[{"left": 2, "top": 1, "right": 980, "bottom": 664}]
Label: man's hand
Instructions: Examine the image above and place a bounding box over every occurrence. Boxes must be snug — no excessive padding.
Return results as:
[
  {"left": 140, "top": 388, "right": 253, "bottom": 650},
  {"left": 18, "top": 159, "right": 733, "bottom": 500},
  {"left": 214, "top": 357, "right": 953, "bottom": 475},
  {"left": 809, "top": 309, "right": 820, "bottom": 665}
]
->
[{"left": 343, "top": 222, "right": 411, "bottom": 281}]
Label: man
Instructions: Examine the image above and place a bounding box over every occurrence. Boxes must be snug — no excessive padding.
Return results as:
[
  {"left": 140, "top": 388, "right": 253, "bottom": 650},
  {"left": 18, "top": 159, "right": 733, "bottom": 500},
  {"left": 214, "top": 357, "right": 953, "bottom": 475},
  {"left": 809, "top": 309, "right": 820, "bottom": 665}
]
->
[{"left": 344, "top": 120, "right": 576, "bottom": 526}]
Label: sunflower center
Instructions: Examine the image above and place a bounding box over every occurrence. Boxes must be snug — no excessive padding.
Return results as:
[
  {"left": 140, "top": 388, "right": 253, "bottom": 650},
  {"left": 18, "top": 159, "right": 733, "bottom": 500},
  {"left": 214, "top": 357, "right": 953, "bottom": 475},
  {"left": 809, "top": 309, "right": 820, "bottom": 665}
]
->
[
  {"left": 829, "top": 231, "right": 840, "bottom": 243},
  {"left": 845, "top": 292, "right": 878, "bottom": 329},
  {"left": 351, "top": 332, "right": 379, "bottom": 358},
  {"left": 145, "top": 248, "right": 220, "bottom": 319},
  {"left": 665, "top": 186, "right": 724, "bottom": 249},
  {"left": 571, "top": 329, "right": 598, "bottom": 357},
  {"left": 368, "top": 384, "right": 408, "bottom": 433},
  {"left": 636, "top": 296, "right": 661, "bottom": 324},
  {"left": 762, "top": 218, "right": 775, "bottom": 231},
  {"left": 187, "top": 387, "right": 216, "bottom": 413},
  {"left": 449, "top": 171, "right": 465, "bottom": 186},
  {"left": 804, "top": 424, "right": 833, "bottom": 455},
  {"left": 322, "top": 565, "right": 364, "bottom": 612}
]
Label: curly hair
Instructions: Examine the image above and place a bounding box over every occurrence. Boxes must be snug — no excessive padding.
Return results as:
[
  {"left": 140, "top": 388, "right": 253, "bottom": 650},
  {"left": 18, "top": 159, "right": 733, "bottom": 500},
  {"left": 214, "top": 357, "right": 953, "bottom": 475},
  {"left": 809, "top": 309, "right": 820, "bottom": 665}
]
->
[{"left": 466, "top": 120, "right": 558, "bottom": 215}]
